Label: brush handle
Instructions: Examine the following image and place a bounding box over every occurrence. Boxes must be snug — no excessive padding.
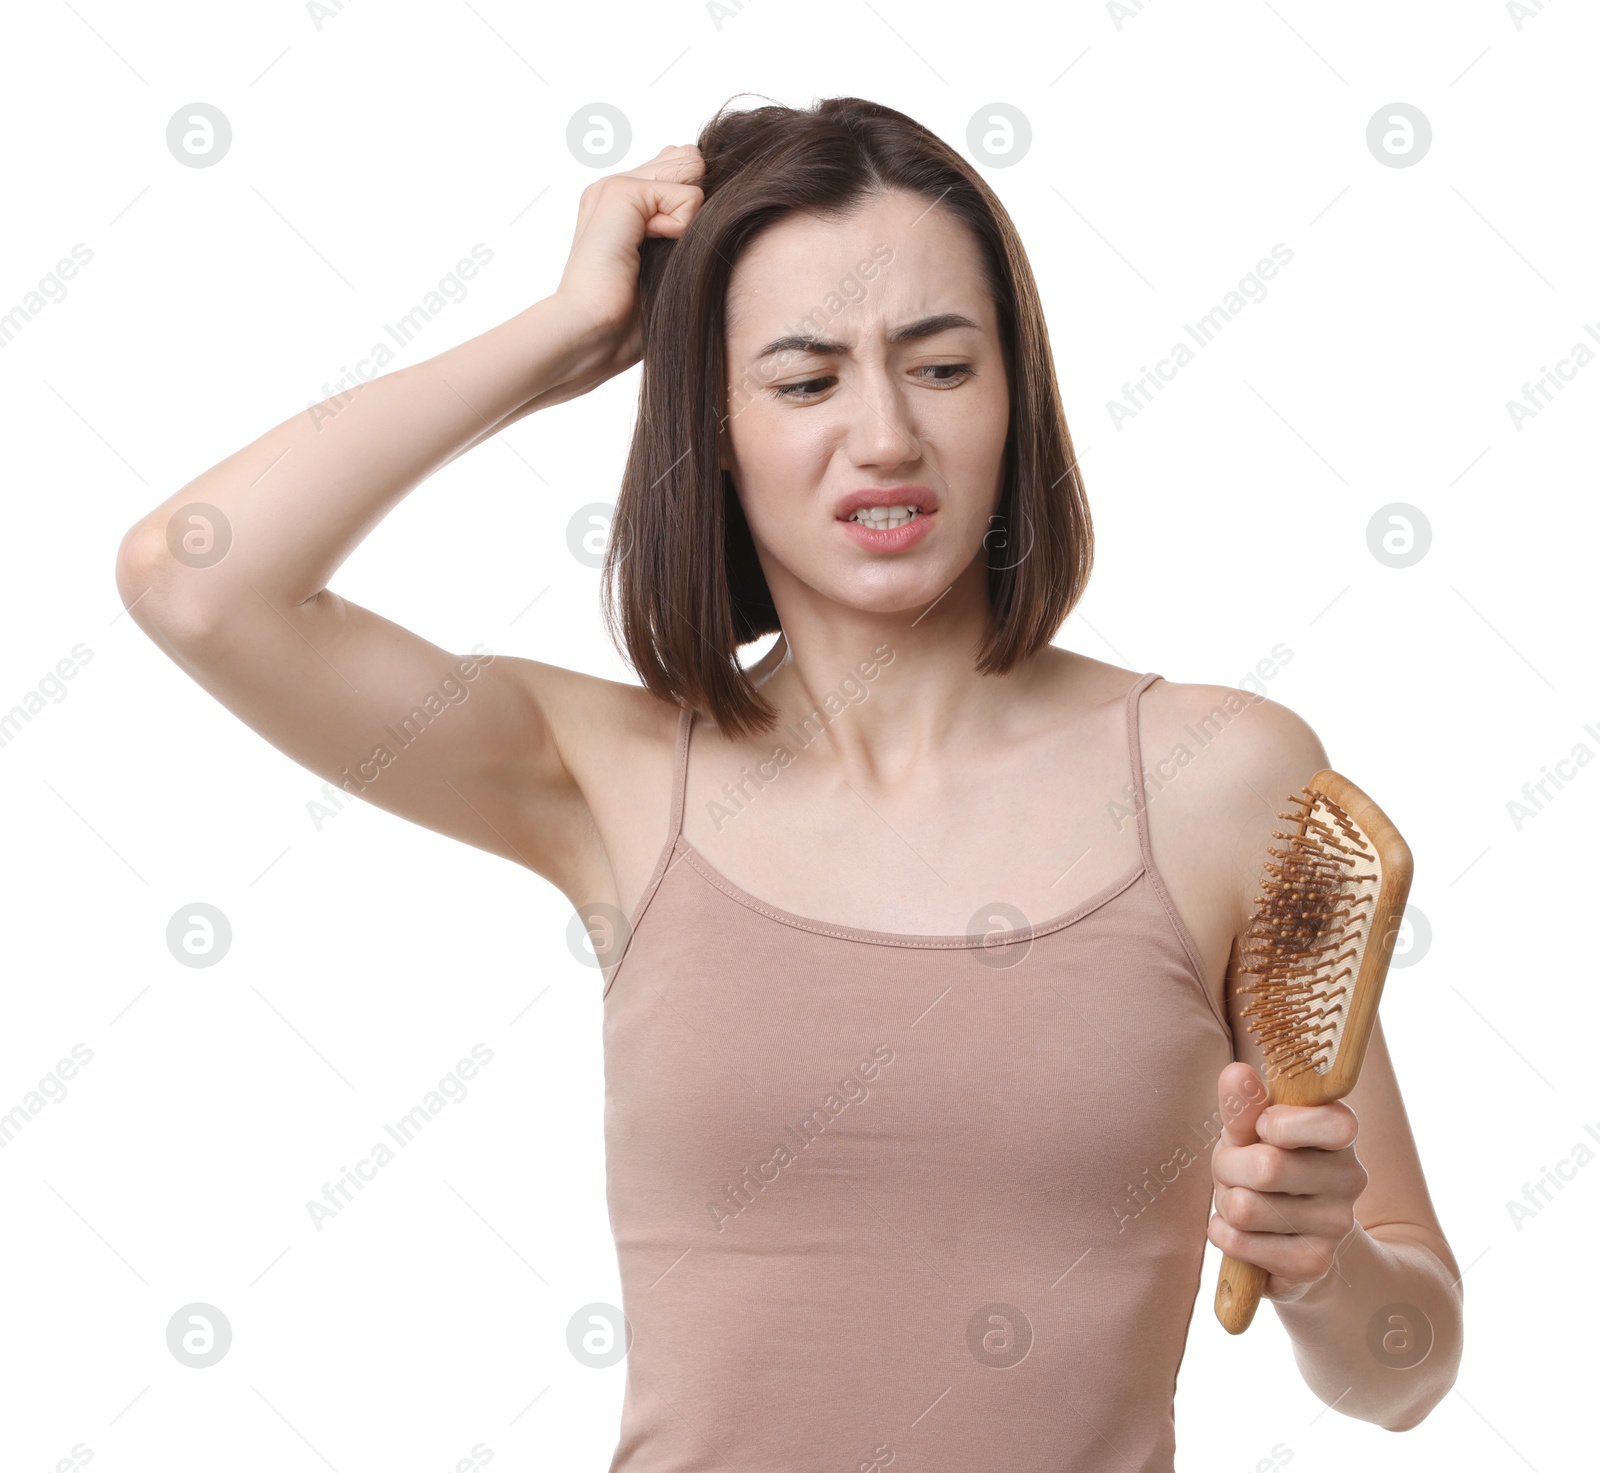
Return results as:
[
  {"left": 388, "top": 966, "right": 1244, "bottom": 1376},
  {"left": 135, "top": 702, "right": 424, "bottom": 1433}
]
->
[
  {"left": 1214, "top": 1063, "right": 1342, "bottom": 1334},
  {"left": 1214, "top": 1070, "right": 1291, "bottom": 1335},
  {"left": 1215, "top": 1252, "right": 1270, "bottom": 1334},
  {"left": 1213, "top": 1074, "right": 1334, "bottom": 1332}
]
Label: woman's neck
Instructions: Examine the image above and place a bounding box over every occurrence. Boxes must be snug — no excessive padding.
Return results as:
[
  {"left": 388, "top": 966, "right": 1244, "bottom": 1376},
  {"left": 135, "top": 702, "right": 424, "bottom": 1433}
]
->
[{"left": 741, "top": 625, "right": 1066, "bottom": 777}]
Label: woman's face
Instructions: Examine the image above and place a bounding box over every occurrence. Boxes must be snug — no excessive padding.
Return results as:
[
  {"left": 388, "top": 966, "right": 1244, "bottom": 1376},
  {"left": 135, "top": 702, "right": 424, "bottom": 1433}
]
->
[{"left": 719, "top": 190, "right": 1010, "bottom": 621}]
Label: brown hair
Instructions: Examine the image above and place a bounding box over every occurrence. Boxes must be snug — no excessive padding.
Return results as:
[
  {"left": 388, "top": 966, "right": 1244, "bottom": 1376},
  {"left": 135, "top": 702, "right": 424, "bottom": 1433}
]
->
[{"left": 601, "top": 93, "right": 1093, "bottom": 739}]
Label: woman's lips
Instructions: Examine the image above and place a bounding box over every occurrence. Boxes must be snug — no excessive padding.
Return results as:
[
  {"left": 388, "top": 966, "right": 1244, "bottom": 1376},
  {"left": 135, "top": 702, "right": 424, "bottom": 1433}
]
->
[{"left": 837, "top": 508, "right": 935, "bottom": 552}]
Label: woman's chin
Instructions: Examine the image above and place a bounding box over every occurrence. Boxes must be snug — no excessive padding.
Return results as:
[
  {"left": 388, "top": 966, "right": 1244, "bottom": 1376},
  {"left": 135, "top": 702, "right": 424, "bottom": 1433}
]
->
[{"left": 824, "top": 572, "right": 972, "bottom": 621}]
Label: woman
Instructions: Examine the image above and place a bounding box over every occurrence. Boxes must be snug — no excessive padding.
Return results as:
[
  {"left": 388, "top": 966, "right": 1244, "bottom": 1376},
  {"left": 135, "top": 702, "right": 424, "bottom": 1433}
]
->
[{"left": 116, "top": 95, "right": 1461, "bottom": 1469}]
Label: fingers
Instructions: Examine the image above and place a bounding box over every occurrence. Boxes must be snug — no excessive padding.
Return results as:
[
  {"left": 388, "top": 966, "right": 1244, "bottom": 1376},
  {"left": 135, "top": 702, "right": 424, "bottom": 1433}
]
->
[
  {"left": 1208, "top": 1071, "right": 1368, "bottom": 1296},
  {"left": 1259, "top": 1100, "right": 1360, "bottom": 1152},
  {"left": 1207, "top": 1213, "right": 1344, "bottom": 1286},
  {"left": 630, "top": 143, "right": 705, "bottom": 183},
  {"left": 1213, "top": 1180, "right": 1356, "bottom": 1237},
  {"left": 1215, "top": 1140, "right": 1320, "bottom": 1196},
  {"left": 595, "top": 144, "right": 705, "bottom": 237},
  {"left": 1216, "top": 1061, "right": 1270, "bottom": 1147},
  {"left": 1214, "top": 1137, "right": 1367, "bottom": 1197},
  {"left": 640, "top": 181, "right": 704, "bottom": 235},
  {"left": 576, "top": 170, "right": 703, "bottom": 244}
]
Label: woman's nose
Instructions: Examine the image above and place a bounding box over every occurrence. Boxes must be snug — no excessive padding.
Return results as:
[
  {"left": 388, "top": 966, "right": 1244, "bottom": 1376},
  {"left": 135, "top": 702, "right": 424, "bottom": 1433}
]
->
[{"left": 844, "top": 373, "right": 923, "bottom": 466}]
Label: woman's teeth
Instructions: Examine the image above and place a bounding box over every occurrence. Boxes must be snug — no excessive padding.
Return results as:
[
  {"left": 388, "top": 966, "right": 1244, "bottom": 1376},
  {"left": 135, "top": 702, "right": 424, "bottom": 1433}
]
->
[{"left": 850, "top": 506, "right": 920, "bottom": 529}]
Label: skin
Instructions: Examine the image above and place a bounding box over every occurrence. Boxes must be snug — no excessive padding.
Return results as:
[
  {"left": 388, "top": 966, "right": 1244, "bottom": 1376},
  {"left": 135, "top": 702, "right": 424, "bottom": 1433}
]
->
[{"left": 115, "top": 142, "right": 1461, "bottom": 1430}]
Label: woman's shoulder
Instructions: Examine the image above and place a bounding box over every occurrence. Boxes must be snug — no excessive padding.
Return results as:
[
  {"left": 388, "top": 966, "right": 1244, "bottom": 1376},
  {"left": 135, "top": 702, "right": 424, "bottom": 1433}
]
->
[
  {"left": 1040, "top": 651, "right": 1321, "bottom": 781},
  {"left": 1050, "top": 645, "right": 1332, "bottom": 837},
  {"left": 1136, "top": 665, "right": 1334, "bottom": 926},
  {"left": 1137, "top": 667, "right": 1328, "bottom": 783},
  {"left": 1045, "top": 647, "right": 1321, "bottom": 748}
]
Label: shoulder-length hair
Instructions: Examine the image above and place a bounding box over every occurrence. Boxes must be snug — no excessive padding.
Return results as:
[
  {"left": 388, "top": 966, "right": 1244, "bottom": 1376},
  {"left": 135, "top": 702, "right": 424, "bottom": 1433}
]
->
[{"left": 601, "top": 93, "right": 1093, "bottom": 740}]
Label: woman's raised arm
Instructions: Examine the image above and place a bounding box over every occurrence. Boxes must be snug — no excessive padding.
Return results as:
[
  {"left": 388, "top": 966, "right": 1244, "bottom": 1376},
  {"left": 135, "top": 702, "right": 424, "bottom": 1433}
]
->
[{"left": 112, "top": 146, "right": 706, "bottom": 894}]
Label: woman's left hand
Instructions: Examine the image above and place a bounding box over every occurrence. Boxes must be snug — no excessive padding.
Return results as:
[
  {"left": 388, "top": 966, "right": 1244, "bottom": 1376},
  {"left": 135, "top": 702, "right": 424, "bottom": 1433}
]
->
[{"left": 1206, "top": 1062, "right": 1370, "bottom": 1303}]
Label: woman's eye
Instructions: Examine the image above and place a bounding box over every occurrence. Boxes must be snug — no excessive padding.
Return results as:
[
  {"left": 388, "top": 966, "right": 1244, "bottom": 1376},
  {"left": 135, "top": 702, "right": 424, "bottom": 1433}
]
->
[
  {"left": 770, "top": 364, "right": 972, "bottom": 401},
  {"left": 771, "top": 376, "right": 834, "bottom": 400}
]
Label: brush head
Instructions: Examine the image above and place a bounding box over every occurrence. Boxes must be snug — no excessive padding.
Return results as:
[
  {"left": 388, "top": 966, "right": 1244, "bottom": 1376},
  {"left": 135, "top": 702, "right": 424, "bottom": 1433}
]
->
[{"left": 1235, "top": 772, "right": 1411, "bottom": 1102}]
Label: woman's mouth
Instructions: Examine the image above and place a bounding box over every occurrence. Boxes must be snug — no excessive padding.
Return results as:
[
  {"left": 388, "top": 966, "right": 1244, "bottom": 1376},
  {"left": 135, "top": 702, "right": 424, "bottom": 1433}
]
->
[
  {"left": 849, "top": 505, "right": 920, "bottom": 530},
  {"left": 839, "top": 503, "right": 935, "bottom": 552}
]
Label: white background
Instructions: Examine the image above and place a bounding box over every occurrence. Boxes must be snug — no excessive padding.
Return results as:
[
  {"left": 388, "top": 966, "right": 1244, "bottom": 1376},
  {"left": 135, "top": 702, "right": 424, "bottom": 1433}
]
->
[{"left": 1, "top": 1, "right": 1593, "bottom": 1469}]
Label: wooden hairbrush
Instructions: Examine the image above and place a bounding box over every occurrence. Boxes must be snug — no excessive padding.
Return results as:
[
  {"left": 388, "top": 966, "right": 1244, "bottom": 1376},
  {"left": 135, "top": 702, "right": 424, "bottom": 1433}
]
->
[{"left": 1214, "top": 769, "right": 1414, "bottom": 1334}]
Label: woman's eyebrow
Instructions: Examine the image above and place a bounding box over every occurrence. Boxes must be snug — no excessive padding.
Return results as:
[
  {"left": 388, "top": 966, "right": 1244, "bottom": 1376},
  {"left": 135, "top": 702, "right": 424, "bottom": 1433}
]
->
[{"left": 752, "top": 311, "right": 981, "bottom": 363}]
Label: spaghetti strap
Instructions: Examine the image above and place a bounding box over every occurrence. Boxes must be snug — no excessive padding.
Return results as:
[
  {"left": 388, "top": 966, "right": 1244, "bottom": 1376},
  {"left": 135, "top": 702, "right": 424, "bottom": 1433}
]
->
[
  {"left": 1123, "top": 671, "right": 1162, "bottom": 866},
  {"left": 601, "top": 704, "right": 695, "bottom": 1000},
  {"left": 667, "top": 704, "right": 694, "bottom": 843},
  {"left": 1123, "top": 670, "right": 1234, "bottom": 1043}
]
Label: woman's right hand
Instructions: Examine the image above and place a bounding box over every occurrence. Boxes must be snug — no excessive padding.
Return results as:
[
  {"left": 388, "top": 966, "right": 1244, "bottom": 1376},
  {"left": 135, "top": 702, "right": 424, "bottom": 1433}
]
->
[{"left": 550, "top": 143, "right": 707, "bottom": 388}]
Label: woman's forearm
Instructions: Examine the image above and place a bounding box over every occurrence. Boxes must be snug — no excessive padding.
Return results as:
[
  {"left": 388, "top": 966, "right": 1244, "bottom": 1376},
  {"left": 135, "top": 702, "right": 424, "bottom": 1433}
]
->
[
  {"left": 121, "top": 292, "right": 612, "bottom": 613},
  {"left": 1272, "top": 1223, "right": 1463, "bottom": 1431}
]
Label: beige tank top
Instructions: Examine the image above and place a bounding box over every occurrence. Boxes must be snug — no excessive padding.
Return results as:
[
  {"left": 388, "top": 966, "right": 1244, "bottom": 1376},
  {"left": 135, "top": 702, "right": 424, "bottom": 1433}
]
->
[{"left": 601, "top": 671, "right": 1235, "bottom": 1471}]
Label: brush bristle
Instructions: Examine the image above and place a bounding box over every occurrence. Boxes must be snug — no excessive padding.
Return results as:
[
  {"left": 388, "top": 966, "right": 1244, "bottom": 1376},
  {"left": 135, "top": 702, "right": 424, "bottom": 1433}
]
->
[{"left": 1237, "top": 788, "right": 1381, "bottom": 1082}]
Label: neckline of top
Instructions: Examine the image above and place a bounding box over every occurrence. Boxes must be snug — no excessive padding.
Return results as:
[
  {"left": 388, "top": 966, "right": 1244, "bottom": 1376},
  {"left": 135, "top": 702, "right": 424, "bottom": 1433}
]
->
[{"left": 673, "top": 837, "right": 1149, "bottom": 949}]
